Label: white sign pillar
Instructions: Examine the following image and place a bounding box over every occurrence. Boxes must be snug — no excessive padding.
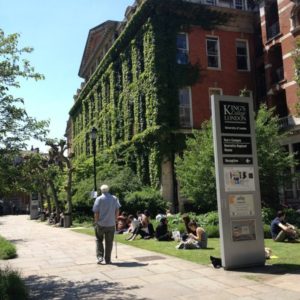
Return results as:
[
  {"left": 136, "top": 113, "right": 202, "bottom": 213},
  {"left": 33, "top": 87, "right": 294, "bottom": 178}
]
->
[
  {"left": 30, "top": 192, "right": 40, "bottom": 220},
  {"left": 211, "top": 95, "right": 265, "bottom": 269}
]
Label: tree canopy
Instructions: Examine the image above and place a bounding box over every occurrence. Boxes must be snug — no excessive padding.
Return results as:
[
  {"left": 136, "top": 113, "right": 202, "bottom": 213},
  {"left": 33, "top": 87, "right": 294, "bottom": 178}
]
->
[
  {"left": 0, "top": 29, "right": 49, "bottom": 197},
  {"left": 0, "top": 29, "right": 48, "bottom": 152},
  {"left": 175, "top": 104, "right": 295, "bottom": 212}
]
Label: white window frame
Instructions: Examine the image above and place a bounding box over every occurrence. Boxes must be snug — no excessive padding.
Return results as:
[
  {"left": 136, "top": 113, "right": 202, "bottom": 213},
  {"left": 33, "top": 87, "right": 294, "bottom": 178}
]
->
[
  {"left": 236, "top": 39, "right": 250, "bottom": 71},
  {"left": 205, "top": 0, "right": 216, "bottom": 5},
  {"left": 179, "top": 87, "right": 193, "bottom": 128},
  {"left": 206, "top": 36, "right": 221, "bottom": 70},
  {"left": 234, "top": 0, "right": 247, "bottom": 10},
  {"left": 176, "top": 32, "right": 189, "bottom": 65}
]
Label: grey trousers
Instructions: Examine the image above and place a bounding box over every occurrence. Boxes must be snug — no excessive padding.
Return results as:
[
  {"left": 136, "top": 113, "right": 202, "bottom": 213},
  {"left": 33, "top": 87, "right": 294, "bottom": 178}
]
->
[{"left": 95, "top": 225, "right": 115, "bottom": 262}]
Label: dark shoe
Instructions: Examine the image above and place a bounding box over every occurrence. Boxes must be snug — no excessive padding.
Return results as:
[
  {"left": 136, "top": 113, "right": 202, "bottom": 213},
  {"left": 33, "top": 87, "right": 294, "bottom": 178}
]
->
[{"left": 105, "top": 261, "right": 112, "bottom": 265}]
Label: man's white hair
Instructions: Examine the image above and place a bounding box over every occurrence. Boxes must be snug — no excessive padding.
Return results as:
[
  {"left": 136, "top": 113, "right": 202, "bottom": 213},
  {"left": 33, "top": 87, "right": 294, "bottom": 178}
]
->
[{"left": 100, "top": 184, "right": 109, "bottom": 193}]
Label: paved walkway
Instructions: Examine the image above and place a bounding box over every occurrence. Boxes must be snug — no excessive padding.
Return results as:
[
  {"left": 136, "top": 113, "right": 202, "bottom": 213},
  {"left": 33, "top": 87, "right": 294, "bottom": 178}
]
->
[{"left": 0, "top": 216, "right": 300, "bottom": 300}]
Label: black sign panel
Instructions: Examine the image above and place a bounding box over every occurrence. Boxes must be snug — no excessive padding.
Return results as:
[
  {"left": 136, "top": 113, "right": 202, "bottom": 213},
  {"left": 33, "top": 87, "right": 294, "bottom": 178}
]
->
[
  {"left": 220, "top": 101, "right": 250, "bottom": 134},
  {"left": 222, "top": 136, "right": 252, "bottom": 155},
  {"left": 223, "top": 157, "right": 253, "bottom": 165}
]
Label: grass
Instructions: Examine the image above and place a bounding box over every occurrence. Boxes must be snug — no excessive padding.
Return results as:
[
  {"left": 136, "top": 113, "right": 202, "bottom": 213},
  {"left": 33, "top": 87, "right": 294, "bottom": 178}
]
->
[
  {"left": 0, "top": 266, "right": 29, "bottom": 300},
  {"left": 73, "top": 226, "right": 300, "bottom": 269},
  {"left": 0, "top": 235, "right": 17, "bottom": 260}
]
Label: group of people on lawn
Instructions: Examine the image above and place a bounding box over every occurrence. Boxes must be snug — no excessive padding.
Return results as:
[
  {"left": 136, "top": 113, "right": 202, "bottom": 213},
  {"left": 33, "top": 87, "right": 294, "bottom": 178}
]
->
[
  {"left": 92, "top": 184, "right": 208, "bottom": 264},
  {"left": 92, "top": 184, "right": 298, "bottom": 265},
  {"left": 115, "top": 208, "right": 207, "bottom": 249}
]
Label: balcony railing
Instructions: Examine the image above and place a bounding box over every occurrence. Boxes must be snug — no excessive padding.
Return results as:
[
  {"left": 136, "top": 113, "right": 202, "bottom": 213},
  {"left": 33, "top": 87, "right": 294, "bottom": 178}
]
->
[
  {"left": 267, "top": 21, "right": 280, "bottom": 40},
  {"left": 278, "top": 115, "right": 295, "bottom": 130}
]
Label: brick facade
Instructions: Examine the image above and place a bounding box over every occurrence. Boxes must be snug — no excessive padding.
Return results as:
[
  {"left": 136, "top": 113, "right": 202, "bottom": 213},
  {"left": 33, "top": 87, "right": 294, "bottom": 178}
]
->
[{"left": 259, "top": 0, "right": 300, "bottom": 206}]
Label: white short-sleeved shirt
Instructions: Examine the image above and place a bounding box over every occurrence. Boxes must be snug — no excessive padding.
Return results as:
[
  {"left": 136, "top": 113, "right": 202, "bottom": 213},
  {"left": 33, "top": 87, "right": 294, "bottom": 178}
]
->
[{"left": 92, "top": 193, "right": 121, "bottom": 227}]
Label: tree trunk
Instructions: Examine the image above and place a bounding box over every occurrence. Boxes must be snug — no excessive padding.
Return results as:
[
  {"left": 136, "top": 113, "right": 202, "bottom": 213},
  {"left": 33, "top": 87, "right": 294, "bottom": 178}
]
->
[{"left": 48, "top": 179, "right": 60, "bottom": 222}]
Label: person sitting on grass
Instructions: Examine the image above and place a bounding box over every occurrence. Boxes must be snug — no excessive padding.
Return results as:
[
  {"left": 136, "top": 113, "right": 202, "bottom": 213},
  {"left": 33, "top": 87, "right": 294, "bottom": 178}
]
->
[
  {"left": 126, "top": 210, "right": 154, "bottom": 241},
  {"left": 155, "top": 217, "right": 173, "bottom": 241},
  {"left": 116, "top": 211, "right": 129, "bottom": 234},
  {"left": 271, "top": 210, "right": 298, "bottom": 242},
  {"left": 176, "top": 221, "right": 207, "bottom": 249}
]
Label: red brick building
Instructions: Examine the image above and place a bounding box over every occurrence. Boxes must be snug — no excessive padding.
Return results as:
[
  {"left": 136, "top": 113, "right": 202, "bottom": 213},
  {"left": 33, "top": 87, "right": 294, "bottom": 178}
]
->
[
  {"left": 259, "top": 0, "right": 300, "bottom": 206},
  {"left": 69, "top": 0, "right": 260, "bottom": 210}
]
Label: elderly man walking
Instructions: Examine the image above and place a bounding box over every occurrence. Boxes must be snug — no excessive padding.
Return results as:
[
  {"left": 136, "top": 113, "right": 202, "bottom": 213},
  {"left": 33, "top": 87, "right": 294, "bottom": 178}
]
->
[{"left": 93, "top": 184, "right": 121, "bottom": 264}]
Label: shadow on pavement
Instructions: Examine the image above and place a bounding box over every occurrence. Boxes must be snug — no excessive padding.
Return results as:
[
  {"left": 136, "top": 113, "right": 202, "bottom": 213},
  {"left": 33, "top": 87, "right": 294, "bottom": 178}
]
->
[
  {"left": 25, "top": 275, "right": 148, "bottom": 300},
  {"left": 230, "top": 264, "right": 300, "bottom": 275},
  {"left": 112, "top": 261, "right": 148, "bottom": 267},
  {"left": 8, "top": 238, "right": 27, "bottom": 244}
]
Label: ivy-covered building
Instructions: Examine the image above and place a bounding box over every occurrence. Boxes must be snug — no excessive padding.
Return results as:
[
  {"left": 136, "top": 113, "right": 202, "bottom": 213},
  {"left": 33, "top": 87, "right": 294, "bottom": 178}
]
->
[{"left": 68, "top": 0, "right": 258, "bottom": 210}]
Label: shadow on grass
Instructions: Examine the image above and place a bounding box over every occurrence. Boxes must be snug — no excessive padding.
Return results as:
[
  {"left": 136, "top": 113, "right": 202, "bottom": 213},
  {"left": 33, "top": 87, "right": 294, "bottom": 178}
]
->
[
  {"left": 230, "top": 263, "right": 300, "bottom": 275},
  {"left": 25, "top": 275, "right": 147, "bottom": 300}
]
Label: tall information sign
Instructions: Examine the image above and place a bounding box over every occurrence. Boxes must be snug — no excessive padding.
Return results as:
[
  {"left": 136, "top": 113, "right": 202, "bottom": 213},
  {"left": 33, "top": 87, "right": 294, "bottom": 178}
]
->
[{"left": 211, "top": 95, "right": 265, "bottom": 269}]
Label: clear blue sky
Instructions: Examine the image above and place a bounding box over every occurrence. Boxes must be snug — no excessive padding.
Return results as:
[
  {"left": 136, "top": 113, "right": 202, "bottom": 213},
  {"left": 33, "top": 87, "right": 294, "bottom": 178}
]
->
[{"left": 0, "top": 0, "right": 133, "bottom": 151}]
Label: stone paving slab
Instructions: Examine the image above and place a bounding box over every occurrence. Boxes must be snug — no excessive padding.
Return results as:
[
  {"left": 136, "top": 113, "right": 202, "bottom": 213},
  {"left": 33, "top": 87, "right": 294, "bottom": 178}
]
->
[{"left": 1, "top": 215, "right": 300, "bottom": 300}]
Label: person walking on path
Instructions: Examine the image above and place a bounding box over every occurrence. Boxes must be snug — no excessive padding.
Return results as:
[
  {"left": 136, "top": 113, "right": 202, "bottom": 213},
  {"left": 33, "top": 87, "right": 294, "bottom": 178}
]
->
[{"left": 93, "top": 184, "right": 121, "bottom": 264}]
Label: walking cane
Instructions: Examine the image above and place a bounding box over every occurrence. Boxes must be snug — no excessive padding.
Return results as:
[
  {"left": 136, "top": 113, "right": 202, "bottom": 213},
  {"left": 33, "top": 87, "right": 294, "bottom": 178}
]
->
[{"left": 115, "top": 225, "right": 118, "bottom": 259}]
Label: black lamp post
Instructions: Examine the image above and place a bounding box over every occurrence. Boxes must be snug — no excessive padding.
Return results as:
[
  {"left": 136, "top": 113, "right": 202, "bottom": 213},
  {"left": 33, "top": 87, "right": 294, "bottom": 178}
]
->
[{"left": 91, "top": 127, "right": 97, "bottom": 196}]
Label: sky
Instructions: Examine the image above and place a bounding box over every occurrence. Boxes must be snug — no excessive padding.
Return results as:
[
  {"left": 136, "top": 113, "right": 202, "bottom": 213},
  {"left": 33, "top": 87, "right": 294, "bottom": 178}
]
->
[{"left": 0, "top": 0, "right": 134, "bottom": 151}]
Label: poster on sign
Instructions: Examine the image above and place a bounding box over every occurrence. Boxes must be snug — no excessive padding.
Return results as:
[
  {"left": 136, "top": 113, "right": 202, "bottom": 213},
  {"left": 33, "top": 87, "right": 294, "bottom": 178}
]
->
[
  {"left": 228, "top": 194, "right": 255, "bottom": 217},
  {"left": 224, "top": 166, "right": 255, "bottom": 192},
  {"left": 231, "top": 219, "right": 256, "bottom": 242}
]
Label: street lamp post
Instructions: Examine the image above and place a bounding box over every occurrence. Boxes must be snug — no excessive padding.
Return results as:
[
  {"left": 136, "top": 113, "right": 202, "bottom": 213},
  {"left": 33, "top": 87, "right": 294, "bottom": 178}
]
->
[{"left": 91, "top": 127, "right": 97, "bottom": 197}]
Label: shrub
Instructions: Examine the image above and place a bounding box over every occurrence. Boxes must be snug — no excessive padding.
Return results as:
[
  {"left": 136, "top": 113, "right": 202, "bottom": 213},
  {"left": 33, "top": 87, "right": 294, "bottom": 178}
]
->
[
  {"left": 0, "top": 236, "right": 17, "bottom": 260},
  {"left": 0, "top": 267, "right": 28, "bottom": 300},
  {"left": 196, "top": 211, "right": 219, "bottom": 227},
  {"left": 263, "top": 224, "right": 272, "bottom": 238},
  {"left": 284, "top": 208, "right": 300, "bottom": 227},
  {"left": 205, "top": 225, "right": 220, "bottom": 238},
  {"left": 261, "top": 207, "right": 276, "bottom": 225},
  {"left": 123, "top": 187, "right": 167, "bottom": 217}
]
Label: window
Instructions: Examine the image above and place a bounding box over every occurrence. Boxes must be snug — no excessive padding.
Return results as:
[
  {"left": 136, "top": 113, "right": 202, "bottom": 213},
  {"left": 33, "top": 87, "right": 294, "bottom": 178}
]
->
[
  {"left": 206, "top": 37, "right": 220, "bottom": 68},
  {"left": 176, "top": 33, "right": 188, "bottom": 64},
  {"left": 205, "top": 0, "right": 216, "bottom": 5},
  {"left": 236, "top": 40, "right": 249, "bottom": 71},
  {"left": 179, "top": 87, "right": 192, "bottom": 128},
  {"left": 234, "top": 0, "right": 245, "bottom": 10}
]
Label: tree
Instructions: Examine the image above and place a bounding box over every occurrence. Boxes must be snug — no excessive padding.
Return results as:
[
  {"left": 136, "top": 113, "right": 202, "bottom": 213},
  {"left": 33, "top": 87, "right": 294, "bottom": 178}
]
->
[
  {"left": 175, "top": 105, "right": 295, "bottom": 212},
  {"left": 46, "top": 139, "right": 74, "bottom": 225},
  {"left": 175, "top": 121, "right": 216, "bottom": 212},
  {"left": 0, "top": 29, "right": 48, "bottom": 151}
]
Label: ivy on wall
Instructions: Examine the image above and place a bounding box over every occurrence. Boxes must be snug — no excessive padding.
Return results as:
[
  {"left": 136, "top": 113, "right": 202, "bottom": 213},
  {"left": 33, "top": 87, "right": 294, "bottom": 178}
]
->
[{"left": 70, "top": 0, "right": 230, "bottom": 187}]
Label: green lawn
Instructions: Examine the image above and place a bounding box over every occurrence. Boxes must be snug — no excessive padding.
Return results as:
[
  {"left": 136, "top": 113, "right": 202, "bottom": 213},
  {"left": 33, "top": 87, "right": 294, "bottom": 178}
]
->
[{"left": 72, "top": 227, "right": 300, "bottom": 269}]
